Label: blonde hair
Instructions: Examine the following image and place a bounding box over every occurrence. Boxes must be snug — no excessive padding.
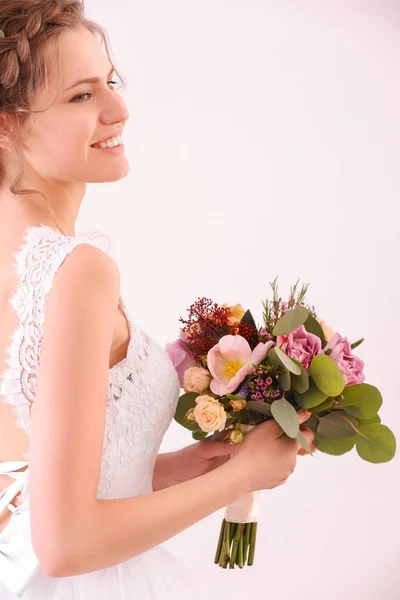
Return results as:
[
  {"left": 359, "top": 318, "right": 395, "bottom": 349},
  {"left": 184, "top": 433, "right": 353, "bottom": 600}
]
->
[{"left": 0, "top": 0, "right": 126, "bottom": 237}]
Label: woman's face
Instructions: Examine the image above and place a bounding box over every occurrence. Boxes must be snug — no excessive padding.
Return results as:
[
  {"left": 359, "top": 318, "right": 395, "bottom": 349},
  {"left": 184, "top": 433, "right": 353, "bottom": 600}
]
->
[{"left": 20, "top": 27, "right": 130, "bottom": 186}]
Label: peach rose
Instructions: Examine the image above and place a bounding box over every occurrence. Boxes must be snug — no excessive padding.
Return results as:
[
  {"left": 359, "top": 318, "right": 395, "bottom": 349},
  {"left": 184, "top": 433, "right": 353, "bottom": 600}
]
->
[
  {"left": 183, "top": 366, "right": 212, "bottom": 394},
  {"left": 222, "top": 303, "right": 246, "bottom": 326},
  {"left": 318, "top": 319, "right": 335, "bottom": 343},
  {"left": 193, "top": 394, "right": 227, "bottom": 432}
]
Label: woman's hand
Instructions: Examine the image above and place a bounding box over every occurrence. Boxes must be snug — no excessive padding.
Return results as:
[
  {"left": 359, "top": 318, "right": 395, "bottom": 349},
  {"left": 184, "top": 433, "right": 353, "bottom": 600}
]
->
[
  {"left": 178, "top": 438, "right": 237, "bottom": 479},
  {"left": 153, "top": 426, "right": 318, "bottom": 491}
]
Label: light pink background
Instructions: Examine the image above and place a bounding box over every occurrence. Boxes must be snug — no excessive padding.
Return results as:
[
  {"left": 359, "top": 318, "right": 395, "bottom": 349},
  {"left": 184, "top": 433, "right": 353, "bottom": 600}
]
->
[{"left": 78, "top": 1, "right": 399, "bottom": 598}]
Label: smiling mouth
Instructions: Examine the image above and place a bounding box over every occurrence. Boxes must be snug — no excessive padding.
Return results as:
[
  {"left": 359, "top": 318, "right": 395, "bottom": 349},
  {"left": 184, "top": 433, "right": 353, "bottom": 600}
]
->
[{"left": 91, "top": 133, "right": 123, "bottom": 149}]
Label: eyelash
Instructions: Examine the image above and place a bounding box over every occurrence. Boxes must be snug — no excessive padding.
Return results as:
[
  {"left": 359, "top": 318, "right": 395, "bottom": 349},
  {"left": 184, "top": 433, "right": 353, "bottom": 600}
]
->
[{"left": 71, "top": 80, "right": 119, "bottom": 103}]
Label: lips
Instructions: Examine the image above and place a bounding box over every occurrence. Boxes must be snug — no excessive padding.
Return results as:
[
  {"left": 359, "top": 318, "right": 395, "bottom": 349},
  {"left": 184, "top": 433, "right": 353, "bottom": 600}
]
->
[{"left": 90, "top": 129, "right": 123, "bottom": 147}]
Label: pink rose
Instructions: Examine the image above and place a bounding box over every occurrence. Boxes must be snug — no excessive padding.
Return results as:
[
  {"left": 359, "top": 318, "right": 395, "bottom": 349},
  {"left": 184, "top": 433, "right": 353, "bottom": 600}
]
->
[
  {"left": 165, "top": 332, "right": 196, "bottom": 387},
  {"left": 324, "top": 333, "right": 365, "bottom": 386},
  {"left": 277, "top": 325, "right": 323, "bottom": 370}
]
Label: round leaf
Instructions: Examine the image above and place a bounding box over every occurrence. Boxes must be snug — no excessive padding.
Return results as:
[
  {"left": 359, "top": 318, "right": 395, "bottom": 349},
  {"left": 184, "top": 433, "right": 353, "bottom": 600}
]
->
[
  {"left": 266, "top": 348, "right": 291, "bottom": 390},
  {"left": 192, "top": 430, "right": 208, "bottom": 440},
  {"left": 313, "top": 433, "right": 355, "bottom": 455},
  {"left": 295, "top": 379, "right": 328, "bottom": 409},
  {"left": 339, "top": 384, "right": 383, "bottom": 420},
  {"left": 275, "top": 347, "right": 301, "bottom": 375},
  {"left": 290, "top": 358, "right": 310, "bottom": 393},
  {"left": 309, "top": 354, "right": 345, "bottom": 397},
  {"left": 271, "top": 397, "right": 299, "bottom": 438},
  {"left": 357, "top": 415, "right": 381, "bottom": 427},
  {"left": 174, "top": 392, "right": 199, "bottom": 431},
  {"left": 309, "top": 397, "right": 335, "bottom": 413},
  {"left": 317, "top": 412, "right": 358, "bottom": 438},
  {"left": 272, "top": 306, "right": 309, "bottom": 336},
  {"left": 355, "top": 424, "right": 396, "bottom": 463}
]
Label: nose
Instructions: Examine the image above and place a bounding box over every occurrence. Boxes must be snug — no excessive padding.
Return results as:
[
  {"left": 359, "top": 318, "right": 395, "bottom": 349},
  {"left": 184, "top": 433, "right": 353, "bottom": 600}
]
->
[{"left": 100, "top": 89, "right": 130, "bottom": 127}]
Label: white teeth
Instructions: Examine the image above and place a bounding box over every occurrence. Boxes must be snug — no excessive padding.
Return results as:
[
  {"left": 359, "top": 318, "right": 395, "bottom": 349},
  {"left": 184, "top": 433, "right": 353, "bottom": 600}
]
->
[{"left": 96, "top": 134, "right": 123, "bottom": 149}]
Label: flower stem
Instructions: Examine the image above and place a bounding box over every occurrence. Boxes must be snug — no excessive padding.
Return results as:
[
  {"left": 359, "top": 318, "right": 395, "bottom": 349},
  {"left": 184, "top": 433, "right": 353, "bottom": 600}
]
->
[
  {"left": 229, "top": 522, "right": 243, "bottom": 568},
  {"left": 248, "top": 522, "right": 258, "bottom": 566},
  {"left": 238, "top": 533, "right": 244, "bottom": 568},
  {"left": 243, "top": 522, "right": 251, "bottom": 564},
  {"left": 218, "top": 520, "right": 231, "bottom": 569},
  {"left": 214, "top": 518, "right": 225, "bottom": 564}
]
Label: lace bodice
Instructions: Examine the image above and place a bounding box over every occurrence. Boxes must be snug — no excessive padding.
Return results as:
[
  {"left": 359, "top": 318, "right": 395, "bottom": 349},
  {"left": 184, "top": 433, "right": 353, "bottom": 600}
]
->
[{"left": 0, "top": 224, "right": 180, "bottom": 505}]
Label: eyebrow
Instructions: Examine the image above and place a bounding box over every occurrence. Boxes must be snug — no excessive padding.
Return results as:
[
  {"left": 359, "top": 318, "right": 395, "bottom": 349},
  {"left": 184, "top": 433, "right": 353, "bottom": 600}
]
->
[{"left": 64, "top": 66, "right": 115, "bottom": 91}]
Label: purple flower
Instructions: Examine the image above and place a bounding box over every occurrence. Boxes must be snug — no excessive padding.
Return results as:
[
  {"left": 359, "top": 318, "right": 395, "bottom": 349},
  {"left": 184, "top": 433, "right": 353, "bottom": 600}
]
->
[
  {"left": 165, "top": 333, "right": 196, "bottom": 387},
  {"left": 277, "top": 325, "right": 323, "bottom": 370},
  {"left": 324, "top": 333, "right": 365, "bottom": 386}
]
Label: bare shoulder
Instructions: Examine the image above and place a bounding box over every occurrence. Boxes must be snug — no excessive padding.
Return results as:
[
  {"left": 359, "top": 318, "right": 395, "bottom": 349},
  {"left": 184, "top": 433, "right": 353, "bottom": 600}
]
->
[{"left": 54, "top": 242, "right": 120, "bottom": 291}]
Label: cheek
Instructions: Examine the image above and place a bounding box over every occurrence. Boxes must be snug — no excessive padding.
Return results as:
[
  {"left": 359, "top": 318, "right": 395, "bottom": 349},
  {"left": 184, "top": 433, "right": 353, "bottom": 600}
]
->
[{"left": 26, "top": 121, "right": 93, "bottom": 172}]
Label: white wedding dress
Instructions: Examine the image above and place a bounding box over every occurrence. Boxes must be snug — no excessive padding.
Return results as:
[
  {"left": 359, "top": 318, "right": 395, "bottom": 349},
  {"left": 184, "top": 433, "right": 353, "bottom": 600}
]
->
[{"left": 0, "top": 224, "right": 203, "bottom": 599}]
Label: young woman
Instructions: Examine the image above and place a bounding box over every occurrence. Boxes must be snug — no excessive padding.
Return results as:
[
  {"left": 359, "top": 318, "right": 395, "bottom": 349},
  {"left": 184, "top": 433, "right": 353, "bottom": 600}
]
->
[{"left": 0, "top": 1, "right": 314, "bottom": 598}]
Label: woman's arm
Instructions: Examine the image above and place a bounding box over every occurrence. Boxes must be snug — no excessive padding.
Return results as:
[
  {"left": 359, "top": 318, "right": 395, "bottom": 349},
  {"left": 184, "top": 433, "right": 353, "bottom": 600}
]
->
[
  {"left": 55, "top": 458, "right": 243, "bottom": 578},
  {"left": 28, "top": 247, "right": 243, "bottom": 579}
]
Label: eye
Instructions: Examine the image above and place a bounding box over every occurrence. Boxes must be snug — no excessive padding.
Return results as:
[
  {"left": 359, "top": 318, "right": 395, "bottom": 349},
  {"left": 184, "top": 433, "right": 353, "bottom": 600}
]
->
[{"left": 71, "top": 80, "right": 120, "bottom": 103}]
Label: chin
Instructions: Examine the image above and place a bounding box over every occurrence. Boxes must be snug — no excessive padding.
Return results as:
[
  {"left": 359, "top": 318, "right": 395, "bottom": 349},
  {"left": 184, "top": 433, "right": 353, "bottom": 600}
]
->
[{"left": 90, "top": 163, "right": 130, "bottom": 183}]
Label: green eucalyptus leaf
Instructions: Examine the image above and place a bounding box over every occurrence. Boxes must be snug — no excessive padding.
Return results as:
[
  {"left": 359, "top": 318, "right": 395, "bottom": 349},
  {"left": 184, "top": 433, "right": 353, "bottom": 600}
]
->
[
  {"left": 266, "top": 348, "right": 291, "bottom": 390},
  {"left": 174, "top": 392, "right": 199, "bottom": 431},
  {"left": 246, "top": 401, "right": 272, "bottom": 416},
  {"left": 290, "top": 358, "right": 310, "bottom": 393},
  {"left": 192, "top": 430, "right": 209, "bottom": 440},
  {"left": 275, "top": 347, "right": 301, "bottom": 375},
  {"left": 338, "top": 384, "right": 383, "bottom": 419},
  {"left": 309, "top": 397, "right": 335, "bottom": 413},
  {"left": 355, "top": 424, "right": 396, "bottom": 463},
  {"left": 357, "top": 415, "right": 381, "bottom": 427},
  {"left": 297, "top": 429, "right": 314, "bottom": 456},
  {"left": 272, "top": 306, "right": 309, "bottom": 336},
  {"left": 271, "top": 397, "right": 299, "bottom": 438},
  {"left": 317, "top": 412, "right": 358, "bottom": 438},
  {"left": 303, "top": 315, "right": 327, "bottom": 347},
  {"left": 295, "top": 379, "right": 328, "bottom": 409},
  {"left": 309, "top": 354, "right": 345, "bottom": 397},
  {"left": 306, "top": 413, "right": 319, "bottom": 432},
  {"left": 313, "top": 433, "right": 355, "bottom": 455}
]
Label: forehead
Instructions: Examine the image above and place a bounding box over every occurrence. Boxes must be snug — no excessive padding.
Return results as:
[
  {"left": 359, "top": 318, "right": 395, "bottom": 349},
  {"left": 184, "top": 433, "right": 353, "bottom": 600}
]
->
[{"left": 46, "top": 27, "right": 111, "bottom": 89}]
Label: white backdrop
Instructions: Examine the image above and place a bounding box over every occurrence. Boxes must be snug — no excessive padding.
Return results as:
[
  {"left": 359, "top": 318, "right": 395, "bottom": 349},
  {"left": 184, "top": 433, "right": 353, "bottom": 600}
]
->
[{"left": 79, "top": 1, "right": 400, "bottom": 598}]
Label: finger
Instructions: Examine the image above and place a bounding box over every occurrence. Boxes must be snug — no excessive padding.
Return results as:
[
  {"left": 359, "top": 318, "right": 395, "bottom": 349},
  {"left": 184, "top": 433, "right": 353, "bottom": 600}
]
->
[
  {"left": 298, "top": 443, "right": 318, "bottom": 456},
  {"left": 298, "top": 409, "right": 312, "bottom": 425}
]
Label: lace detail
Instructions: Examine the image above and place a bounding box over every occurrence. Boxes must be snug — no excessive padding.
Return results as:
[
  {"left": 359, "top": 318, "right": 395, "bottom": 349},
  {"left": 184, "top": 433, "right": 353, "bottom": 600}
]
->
[
  {"left": 0, "top": 223, "right": 181, "bottom": 502},
  {"left": 0, "top": 225, "right": 98, "bottom": 451}
]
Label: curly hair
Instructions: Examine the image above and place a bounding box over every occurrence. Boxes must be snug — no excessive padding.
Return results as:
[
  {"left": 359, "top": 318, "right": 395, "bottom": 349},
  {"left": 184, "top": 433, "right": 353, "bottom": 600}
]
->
[{"left": 0, "top": 0, "right": 126, "bottom": 236}]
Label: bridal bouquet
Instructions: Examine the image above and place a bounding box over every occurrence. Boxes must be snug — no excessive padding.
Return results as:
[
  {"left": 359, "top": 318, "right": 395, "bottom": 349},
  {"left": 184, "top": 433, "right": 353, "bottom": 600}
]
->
[{"left": 165, "top": 280, "right": 396, "bottom": 569}]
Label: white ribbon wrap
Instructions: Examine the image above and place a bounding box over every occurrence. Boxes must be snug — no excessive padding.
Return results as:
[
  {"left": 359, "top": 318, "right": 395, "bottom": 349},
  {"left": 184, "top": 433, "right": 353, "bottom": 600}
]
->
[
  {"left": 224, "top": 424, "right": 261, "bottom": 524},
  {"left": 0, "top": 461, "right": 40, "bottom": 597}
]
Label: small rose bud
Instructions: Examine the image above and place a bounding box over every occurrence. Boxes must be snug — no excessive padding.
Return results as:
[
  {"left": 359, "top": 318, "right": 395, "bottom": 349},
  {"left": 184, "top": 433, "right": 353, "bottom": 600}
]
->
[
  {"left": 229, "top": 429, "right": 244, "bottom": 444},
  {"left": 185, "top": 407, "right": 196, "bottom": 421},
  {"left": 229, "top": 399, "right": 247, "bottom": 411}
]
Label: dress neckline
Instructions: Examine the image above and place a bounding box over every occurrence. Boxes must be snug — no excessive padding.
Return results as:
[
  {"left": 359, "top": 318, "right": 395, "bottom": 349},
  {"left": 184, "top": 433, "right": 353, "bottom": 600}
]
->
[{"left": 14, "top": 223, "right": 134, "bottom": 375}]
